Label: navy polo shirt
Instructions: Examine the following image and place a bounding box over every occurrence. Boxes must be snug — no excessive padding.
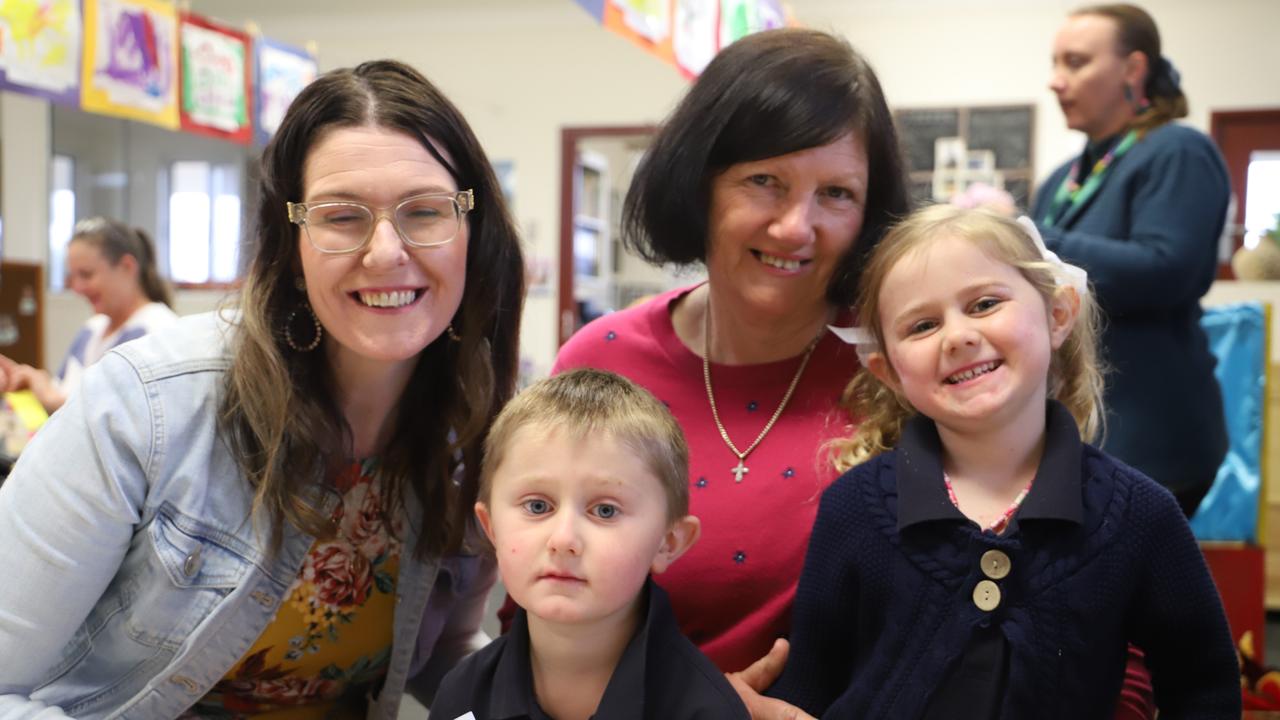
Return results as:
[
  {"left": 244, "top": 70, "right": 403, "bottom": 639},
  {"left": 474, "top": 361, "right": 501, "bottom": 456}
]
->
[
  {"left": 899, "top": 403, "right": 1084, "bottom": 718},
  {"left": 431, "top": 579, "right": 749, "bottom": 720}
]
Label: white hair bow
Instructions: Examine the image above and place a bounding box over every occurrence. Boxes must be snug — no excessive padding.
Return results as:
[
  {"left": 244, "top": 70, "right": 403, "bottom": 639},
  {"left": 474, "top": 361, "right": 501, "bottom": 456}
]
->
[{"left": 1015, "top": 216, "right": 1088, "bottom": 298}]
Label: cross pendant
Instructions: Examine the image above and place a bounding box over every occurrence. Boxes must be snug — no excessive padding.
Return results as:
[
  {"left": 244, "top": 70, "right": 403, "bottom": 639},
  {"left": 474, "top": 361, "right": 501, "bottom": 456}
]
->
[{"left": 732, "top": 459, "right": 749, "bottom": 483}]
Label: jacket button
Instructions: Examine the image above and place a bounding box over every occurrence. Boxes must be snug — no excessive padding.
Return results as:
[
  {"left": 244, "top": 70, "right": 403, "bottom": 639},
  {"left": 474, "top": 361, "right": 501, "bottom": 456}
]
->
[
  {"left": 973, "top": 579, "right": 1001, "bottom": 611},
  {"left": 169, "top": 675, "right": 199, "bottom": 694},
  {"left": 250, "top": 591, "right": 276, "bottom": 609},
  {"left": 980, "top": 549, "right": 1011, "bottom": 580},
  {"left": 182, "top": 548, "right": 203, "bottom": 577}
]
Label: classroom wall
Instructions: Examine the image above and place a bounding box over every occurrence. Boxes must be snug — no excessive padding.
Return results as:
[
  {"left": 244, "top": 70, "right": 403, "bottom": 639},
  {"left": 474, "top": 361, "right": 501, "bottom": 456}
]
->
[{"left": 7, "top": 0, "right": 1278, "bottom": 374}]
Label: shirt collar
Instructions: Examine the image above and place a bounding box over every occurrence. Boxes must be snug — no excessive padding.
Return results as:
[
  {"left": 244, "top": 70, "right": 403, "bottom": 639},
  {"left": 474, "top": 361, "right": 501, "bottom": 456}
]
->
[
  {"left": 1078, "top": 131, "right": 1127, "bottom": 180},
  {"left": 488, "top": 579, "right": 665, "bottom": 720},
  {"left": 895, "top": 401, "right": 1084, "bottom": 531},
  {"left": 488, "top": 606, "right": 544, "bottom": 720}
]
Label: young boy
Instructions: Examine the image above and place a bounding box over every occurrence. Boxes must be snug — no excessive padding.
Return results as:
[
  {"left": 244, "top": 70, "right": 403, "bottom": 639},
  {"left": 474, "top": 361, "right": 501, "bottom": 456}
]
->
[{"left": 431, "top": 369, "right": 749, "bottom": 720}]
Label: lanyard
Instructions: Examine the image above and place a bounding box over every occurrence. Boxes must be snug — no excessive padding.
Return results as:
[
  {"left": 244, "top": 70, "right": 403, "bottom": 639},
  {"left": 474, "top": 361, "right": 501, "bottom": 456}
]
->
[{"left": 1042, "top": 130, "right": 1139, "bottom": 228}]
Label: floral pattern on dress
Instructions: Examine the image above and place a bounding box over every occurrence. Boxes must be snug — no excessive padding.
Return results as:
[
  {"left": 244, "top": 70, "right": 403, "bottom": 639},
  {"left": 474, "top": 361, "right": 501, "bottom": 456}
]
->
[{"left": 186, "top": 459, "right": 403, "bottom": 719}]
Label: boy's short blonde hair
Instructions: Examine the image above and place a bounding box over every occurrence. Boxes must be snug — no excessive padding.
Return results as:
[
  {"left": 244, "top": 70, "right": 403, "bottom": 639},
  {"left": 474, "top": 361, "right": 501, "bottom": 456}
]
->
[{"left": 480, "top": 369, "right": 690, "bottom": 522}]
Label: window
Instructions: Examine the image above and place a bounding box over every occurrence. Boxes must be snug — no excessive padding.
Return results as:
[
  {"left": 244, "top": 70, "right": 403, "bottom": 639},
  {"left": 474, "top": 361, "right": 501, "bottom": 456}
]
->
[
  {"left": 49, "top": 103, "right": 254, "bottom": 290},
  {"left": 168, "top": 161, "right": 241, "bottom": 284},
  {"left": 48, "top": 154, "right": 76, "bottom": 291},
  {"left": 1243, "top": 151, "right": 1280, "bottom": 249}
]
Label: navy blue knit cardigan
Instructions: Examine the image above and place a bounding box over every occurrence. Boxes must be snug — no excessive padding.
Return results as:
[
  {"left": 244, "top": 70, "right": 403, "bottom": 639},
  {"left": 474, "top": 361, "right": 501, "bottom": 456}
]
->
[{"left": 769, "top": 404, "right": 1240, "bottom": 718}]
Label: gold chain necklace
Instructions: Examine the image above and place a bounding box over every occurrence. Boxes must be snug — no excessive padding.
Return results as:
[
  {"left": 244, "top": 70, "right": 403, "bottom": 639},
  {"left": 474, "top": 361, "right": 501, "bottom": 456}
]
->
[{"left": 702, "top": 301, "right": 821, "bottom": 483}]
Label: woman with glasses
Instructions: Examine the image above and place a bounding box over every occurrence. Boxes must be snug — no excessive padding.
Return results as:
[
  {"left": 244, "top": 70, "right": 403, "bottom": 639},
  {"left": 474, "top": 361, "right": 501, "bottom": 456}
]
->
[
  {"left": 0, "top": 217, "right": 177, "bottom": 415},
  {"left": 0, "top": 59, "right": 523, "bottom": 718}
]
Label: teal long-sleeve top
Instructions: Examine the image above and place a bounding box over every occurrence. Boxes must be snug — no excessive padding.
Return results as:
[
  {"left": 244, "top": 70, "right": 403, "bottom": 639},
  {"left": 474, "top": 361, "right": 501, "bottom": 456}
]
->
[{"left": 1031, "top": 122, "right": 1229, "bottom": 496}]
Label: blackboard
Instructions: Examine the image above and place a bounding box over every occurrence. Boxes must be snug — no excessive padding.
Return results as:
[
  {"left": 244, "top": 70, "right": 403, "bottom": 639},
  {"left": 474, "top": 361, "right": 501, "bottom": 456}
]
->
[
  {"left": 1004, "top": 178, "right": 1032, "bottom": 209},
  {"left": 967, "top": 107, "right": 1034, "bottom": 170},
  {"left": 895, "top": 109, "right": 960, "bottom": 173},
  {"left": 893, "top": 104, "right": 1036, "bottom": 209},
  {"left": 908, "top": 178, "right": 934, "bottom": 207}
]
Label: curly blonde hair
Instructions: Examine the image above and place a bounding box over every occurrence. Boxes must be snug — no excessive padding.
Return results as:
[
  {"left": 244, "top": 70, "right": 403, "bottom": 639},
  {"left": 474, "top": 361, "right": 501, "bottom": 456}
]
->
[{"left": 829, "top": 206, "right": 1105, "bottom": 472}]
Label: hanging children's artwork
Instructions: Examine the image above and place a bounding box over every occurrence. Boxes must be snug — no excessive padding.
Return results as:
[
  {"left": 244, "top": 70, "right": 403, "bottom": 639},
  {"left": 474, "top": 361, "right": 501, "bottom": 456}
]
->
[
  {"left": 672, "top": 0, "right": 717, "bottom": 77},
  {"left": 254, "top": 36, "right": 316, "bottom": 146},
  {"left": 719, "top": 0, "right": 784, "bottom": 48},
  {"left": 178, "top": 13, "right": 250, "bottom": 144},
  {"left": 79, "top": 0, "right": 178, "bottom": 129},
  {"left": 0, "top": 0, "right": 82, "bottom": 105},
  {"left": 614, "top": 0, "right": 669, "bottom": 43},
  {"left": 576, "top": 0, "right": 792, "bottom": 80}
]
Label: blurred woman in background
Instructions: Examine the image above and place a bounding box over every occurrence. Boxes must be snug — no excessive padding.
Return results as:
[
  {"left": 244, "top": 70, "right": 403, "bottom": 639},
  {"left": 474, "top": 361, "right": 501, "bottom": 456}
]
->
[
  {"left": 0, "top": 217, "right": 177, "bottom": 414},
  {"left": 1033, "top": 3, "right": 1229, "bottom": 518}
]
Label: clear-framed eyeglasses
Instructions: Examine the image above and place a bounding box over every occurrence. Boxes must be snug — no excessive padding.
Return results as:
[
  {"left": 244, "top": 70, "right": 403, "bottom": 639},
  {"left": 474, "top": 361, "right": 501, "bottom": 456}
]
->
[{"left": 287, "top": 189, "right": 474, "bottom": 254}]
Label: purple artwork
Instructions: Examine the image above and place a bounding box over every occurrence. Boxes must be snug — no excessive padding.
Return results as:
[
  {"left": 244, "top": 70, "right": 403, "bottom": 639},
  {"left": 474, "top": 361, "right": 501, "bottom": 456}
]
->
[{"left": 105, "top": 9, "right": 166, "bottom": 97}]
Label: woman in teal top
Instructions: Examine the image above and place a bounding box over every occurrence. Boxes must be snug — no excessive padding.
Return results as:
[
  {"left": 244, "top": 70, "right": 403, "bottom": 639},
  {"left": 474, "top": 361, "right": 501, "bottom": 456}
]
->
[{"left": 1032, "top": 3, "right": 1228, "bottom": 518}]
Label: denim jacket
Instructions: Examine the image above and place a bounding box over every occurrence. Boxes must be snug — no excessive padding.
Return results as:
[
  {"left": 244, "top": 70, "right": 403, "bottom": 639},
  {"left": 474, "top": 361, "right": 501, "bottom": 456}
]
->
[{"left": 0, "top": 312, "right": 495, "bottom": 719}]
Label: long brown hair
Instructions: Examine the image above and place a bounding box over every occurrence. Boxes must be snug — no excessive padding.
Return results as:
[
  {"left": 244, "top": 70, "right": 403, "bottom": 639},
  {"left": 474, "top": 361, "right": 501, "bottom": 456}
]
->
[
  {"left": 1073, "top": 3, "right": 1187, "bottom": 133},
  {"left": 219, "top": 60, "right": 525, "bottom": 558},
  {"left": 830, "top": 206, "right": 1105, "bottom": 471},
  {"left": 70, "top": 217, "right": 173, "bottom": 307}
]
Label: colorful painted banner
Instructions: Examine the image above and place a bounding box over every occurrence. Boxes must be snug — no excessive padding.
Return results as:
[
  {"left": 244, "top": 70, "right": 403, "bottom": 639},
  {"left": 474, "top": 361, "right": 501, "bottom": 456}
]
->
[
  {"left": 615, "top": 0, "right": 669, "bottom": 43},
  {"left": 80, "top": 0, "right": 178, "bottom": 128},
  {"left": 254, "top": 36, "right": 315, "bottom": 146},
  {"left": 587, "top": 0, "right": 793, "bottom": 79},
  {"left": 179, "top": 13, "right": 250, "bottom": 143},
  {"left": 0, "top": 0, "right": 82, "bottom": 104},
  {"left": 672, "top": 0, "right": 717, "bottom": 77},
  {"left": 719, "top": 0, "right": 784, "bottom": 47}
]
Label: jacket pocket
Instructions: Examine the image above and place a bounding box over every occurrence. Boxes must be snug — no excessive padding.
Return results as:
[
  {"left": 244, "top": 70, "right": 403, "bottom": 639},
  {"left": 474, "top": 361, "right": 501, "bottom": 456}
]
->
[
  {"left": 33, "top": 506, "right": 257, "bottom": 717},
  {"left": 125, "top": 504, "right": 253, "bottom": 648}
]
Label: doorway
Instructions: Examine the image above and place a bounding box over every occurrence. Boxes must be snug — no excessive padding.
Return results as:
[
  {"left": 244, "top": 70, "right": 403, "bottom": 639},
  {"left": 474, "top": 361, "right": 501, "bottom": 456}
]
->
[
  {"left": 556, "top": 126, "right": 674, "bottom": 346},
  {"left": 1210, "top": 109, "right": 1280, "bottom": 278}
]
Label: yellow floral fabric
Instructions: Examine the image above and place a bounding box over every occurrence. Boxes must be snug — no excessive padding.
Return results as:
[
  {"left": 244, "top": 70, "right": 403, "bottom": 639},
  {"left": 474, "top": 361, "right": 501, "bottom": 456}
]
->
[{"left": 186, "top": 459, "right": 403, "bottom": 719}]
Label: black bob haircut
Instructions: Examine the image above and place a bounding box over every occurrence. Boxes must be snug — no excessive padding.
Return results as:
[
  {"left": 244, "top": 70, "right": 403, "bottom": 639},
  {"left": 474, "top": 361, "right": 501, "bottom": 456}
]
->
[{"left": 621, "top": 28, "right": 910, "bottom": 306}]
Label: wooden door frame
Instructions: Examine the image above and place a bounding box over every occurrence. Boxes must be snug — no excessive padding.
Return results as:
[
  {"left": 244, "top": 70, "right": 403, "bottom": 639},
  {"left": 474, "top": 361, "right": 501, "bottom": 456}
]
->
[
  {"left": 557, "top": 125, "right": 657, "bottom": 347},
  {"left": 1210, "top": 109, "right": 1280, "bottom": 278}
]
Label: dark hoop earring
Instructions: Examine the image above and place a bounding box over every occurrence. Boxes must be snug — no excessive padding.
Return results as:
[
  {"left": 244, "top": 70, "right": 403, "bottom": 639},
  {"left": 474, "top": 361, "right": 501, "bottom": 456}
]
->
[{"left": 285, "top": 301, "right": 323, "bottom": 352}]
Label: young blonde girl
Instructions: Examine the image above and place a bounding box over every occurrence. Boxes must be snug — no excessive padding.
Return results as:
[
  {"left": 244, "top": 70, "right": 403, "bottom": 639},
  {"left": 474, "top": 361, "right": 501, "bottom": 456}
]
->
[{"left": 769, "top": 206, "right": 1239, "bottom": 718}]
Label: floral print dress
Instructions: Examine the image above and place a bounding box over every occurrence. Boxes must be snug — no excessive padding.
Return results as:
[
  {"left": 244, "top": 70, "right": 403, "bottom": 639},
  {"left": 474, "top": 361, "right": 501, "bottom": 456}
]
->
[{"left": 185, "top": 459, "right": 403, "bottom": 719}]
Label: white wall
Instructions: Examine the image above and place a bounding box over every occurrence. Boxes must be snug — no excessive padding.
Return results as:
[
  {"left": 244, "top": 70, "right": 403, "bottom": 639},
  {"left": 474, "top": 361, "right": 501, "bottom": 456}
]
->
[
  {"left": 7, "top": 0, "right": 1279, "bottom": 374},
  {"left": 797, "top": 0, "right": 1280, "bottom": 193}
]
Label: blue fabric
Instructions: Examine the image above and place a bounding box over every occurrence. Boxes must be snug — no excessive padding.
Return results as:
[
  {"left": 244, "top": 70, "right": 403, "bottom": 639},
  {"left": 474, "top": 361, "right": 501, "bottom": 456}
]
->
[
  {"left": 1191, "top": 302, "right": 1266, "bottom": 542},
  {"left": 1032, "top": 123, "right": 1230, "bottom": 497}
]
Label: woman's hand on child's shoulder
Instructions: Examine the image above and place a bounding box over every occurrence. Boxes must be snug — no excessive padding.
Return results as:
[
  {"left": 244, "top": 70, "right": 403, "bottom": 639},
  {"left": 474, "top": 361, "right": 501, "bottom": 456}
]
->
[{"left": 725, "top": 639, "right": 817, "bottom": 720}]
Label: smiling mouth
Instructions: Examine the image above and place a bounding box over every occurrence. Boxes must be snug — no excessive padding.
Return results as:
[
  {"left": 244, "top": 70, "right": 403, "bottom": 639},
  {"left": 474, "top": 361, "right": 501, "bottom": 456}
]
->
[
  {"left": 353, "top": 289, "right": 423, "bottom": 308},
  {"left": 752, "top": 250, "right": 807, "bottom": 272},
  {"left": 946, "top": 360, "right": 1002, "bottom": 384}
]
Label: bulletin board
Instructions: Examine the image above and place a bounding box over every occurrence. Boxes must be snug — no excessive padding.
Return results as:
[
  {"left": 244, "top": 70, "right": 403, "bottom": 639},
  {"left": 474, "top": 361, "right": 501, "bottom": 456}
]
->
[
  {"left": 0, "top": 262, "right": 44, "bottom": 369},
  {"left": 895, "top": 104, "right": 1036, "bottom": 209}
]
